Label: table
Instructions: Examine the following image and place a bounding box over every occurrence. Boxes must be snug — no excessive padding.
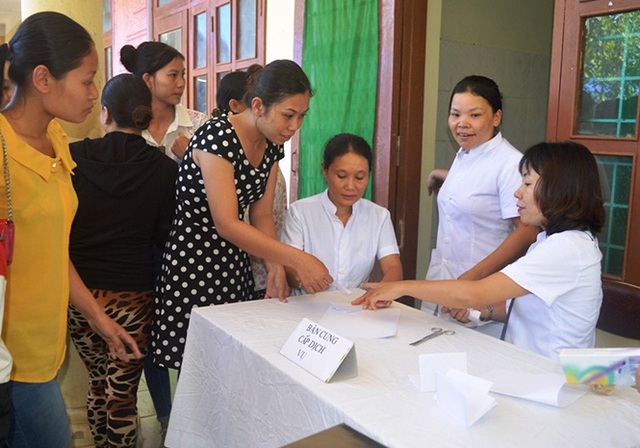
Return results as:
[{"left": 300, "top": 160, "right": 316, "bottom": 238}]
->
[{"left": 165, "top": 290, "right": 640, "bottom": 448}]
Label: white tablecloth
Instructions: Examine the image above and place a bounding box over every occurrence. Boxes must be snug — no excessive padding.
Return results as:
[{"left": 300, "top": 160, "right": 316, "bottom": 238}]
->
[{"left": 165, "top": 290, "right": 640, "bottom": 448}]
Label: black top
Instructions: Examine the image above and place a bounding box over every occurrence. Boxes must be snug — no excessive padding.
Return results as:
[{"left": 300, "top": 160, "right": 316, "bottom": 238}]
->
[{"left": 70, "top": 131, "right": 178, "bottom": 291}]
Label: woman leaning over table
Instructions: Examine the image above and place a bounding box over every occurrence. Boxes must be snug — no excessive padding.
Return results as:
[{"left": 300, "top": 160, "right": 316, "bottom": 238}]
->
[
  {"left": 0, "top": 12, "right": 140, "bottom": 448},
  {"left": 152, "top": 60, "right": 332, "bottom": 370},
  {"left": 120, "top": 41, "right": 208, "bottom": 162},
  {"left": 215, "top": 67, "right": 290, "bottom": 300},
  {"left": 281, "top": 133, "right": 402, "bottom": 292},
  {"left": 355, "top": 141, "right": 604, "bottom": 360},
  {"left": 68, "top": 73, "right": 177, "bottom": 447},
  {"left": 422, "top": 75, "right": 539, "bottom": 337}
]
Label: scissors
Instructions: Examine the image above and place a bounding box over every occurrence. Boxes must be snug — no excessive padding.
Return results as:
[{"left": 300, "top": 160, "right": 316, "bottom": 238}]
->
[{"left": 409, "top": 327, "right": 455, "bottom": 346}]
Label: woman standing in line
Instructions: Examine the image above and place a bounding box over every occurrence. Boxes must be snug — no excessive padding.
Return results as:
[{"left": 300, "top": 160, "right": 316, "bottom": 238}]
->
[
  {"left": 0, "top": 12, "right": 140, "bottom": 447},
  {"left": 121, "top": 40, "right": 209, "bottom": 436},
  {"left": 423, "top": 75, "right": 539, "bottom": 337},
  {"left": 68, "top": 73, "right": 178, "bottom": 447},
  {"left": 120, "top": 41, "right": 208, "bottom": 162},
  {"left": 152, "top": 60, "right": 332, "bottom": 370}
]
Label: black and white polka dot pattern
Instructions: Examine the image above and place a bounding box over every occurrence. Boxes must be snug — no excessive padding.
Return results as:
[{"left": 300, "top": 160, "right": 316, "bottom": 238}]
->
[{"left": 151, "top": 116, "right": 284, "bottom": 369}]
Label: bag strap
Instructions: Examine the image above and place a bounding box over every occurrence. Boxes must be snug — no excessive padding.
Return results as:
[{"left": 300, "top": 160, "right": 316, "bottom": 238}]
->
[
  {"left": 0, "top": 130, "right": 11, "bottom": 223},
  {"left": 500, "top": 298, "right": 516, "bottom": 341}
]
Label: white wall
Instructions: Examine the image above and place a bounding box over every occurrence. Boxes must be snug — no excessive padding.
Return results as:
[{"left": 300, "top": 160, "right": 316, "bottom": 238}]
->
[{"left": 266, "top": 0, "right": 296, "bottom": 203}]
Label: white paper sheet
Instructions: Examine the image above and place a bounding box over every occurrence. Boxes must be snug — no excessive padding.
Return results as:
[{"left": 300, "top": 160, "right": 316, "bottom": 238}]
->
[
  {"left": 409, "top": 353, "right": 468, "bottom": 392},
  {"left": 318, "top": 303, "right": 400, "bottom": 339},
  {"left": 483, "top": 369, "right": 584, "bottom": 407},
  {"left": 435, "top": 369, "right": 496, "bottom": 427}
]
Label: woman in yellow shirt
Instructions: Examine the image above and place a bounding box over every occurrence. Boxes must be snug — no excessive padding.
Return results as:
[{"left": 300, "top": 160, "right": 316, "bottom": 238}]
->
[{"left": 0, "top": 12, "right": 140, "bottom": 447}]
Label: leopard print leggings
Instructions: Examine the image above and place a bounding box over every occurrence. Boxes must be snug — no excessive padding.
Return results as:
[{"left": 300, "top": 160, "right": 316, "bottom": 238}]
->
[{"left": 68, "top": 289, "right": 153, "bottom": 448}]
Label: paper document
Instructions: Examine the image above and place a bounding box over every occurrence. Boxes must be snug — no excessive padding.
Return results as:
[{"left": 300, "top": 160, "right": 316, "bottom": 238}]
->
[
  {"left": 318, "top": 303, "right": 400, "bottom": 339},
  {"left": 483, "top": 369, "right": 584, "bottom": 407}
]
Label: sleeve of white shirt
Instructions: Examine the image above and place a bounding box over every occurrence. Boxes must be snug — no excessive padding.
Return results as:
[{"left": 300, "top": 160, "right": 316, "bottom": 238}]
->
[
  {"left": 376, "top": 210, "right": 400, "bottom": 260},
  {"left": 501, "top": 233, "right": 584, "bottom": 306},
  {"left": 496, "top": 151, "right": 523, "bottom": 220},
  {"left": 280, "top": 202, "right": 304, "bottom": 250}
]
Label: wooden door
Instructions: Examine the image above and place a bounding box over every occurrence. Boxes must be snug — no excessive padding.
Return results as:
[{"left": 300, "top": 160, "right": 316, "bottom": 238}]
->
[{"left": 549, "top": 0, "right": 640, "bottom": 284}]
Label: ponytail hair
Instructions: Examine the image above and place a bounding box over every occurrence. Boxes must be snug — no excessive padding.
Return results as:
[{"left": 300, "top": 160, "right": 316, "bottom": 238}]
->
[
  {"left": 101, "top": 74, "right": 153, "bottom": 130},
  {"left": 120, "top": 41, "right": 184, "bottom": 77}
]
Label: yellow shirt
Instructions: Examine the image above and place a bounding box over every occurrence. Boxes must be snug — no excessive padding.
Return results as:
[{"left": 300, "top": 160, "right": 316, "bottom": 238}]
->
[{"left": 0, "top": 114, "right": 78, "bottom": 382}]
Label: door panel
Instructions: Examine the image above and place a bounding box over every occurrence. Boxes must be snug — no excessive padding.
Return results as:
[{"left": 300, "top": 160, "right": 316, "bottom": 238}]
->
[{"left": 549, "top": 0, "right": 640, "bottom": 284}]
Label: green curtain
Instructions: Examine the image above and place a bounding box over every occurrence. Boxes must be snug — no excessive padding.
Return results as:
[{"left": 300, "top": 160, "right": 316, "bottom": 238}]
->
[{"left": 299, "top": 0, "right": 379, "bottom": 199}]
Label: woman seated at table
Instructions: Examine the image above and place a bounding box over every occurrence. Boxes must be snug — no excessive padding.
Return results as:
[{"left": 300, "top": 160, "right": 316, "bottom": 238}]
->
[
  {"left": 353, "top": 141, "right": 605, "bottom": 360},
  {"left": 281, "top": 133, "right": 403, "bottom": 292}
]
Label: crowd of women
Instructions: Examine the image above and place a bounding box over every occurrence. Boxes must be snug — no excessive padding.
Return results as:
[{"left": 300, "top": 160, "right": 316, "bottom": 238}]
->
[{"left": 0, "top": 9, "right": 636, "bottom": 448}]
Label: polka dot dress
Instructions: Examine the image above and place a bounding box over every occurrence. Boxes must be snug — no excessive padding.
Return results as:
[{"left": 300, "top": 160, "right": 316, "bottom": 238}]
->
[{"left": 152, "top": 116, "right": 284, "bottom": 369}]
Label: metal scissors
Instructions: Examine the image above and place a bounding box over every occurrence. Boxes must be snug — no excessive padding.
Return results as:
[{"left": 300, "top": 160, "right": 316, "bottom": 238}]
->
[{"left": 409, "top": 327, "right": 455, "bottom": 346}]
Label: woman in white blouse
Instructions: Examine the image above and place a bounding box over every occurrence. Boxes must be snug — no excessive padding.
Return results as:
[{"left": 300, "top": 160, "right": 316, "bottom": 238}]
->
[
  {"left": 281, "top": 133, "right": 402, "bottom": 292},
  {"left": 423, "top": 75, "right": 539, "bottom": 336},
  {"left": 354, "top": 141, "right": 605, "bottom": 360}
]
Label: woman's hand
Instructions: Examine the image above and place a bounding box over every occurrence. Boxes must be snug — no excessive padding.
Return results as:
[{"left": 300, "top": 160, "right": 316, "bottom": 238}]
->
[
  {"left": 426, "top": 168, "right": 449, "bottom": 195},
  {"left": 293, "top": 252, "right": 332, "bottom": 294},
  {"left": 440, "top": 306, "right": 472, "bottom": 323},
  {"left": 351, "top": 282, "right": 400, "bottom": 309},
  {"left": 264, "top": 264, "right": 290, "bottom": 302},
  {"left": 171, "top": 132, "right": 190, "bottom": 159},
  {"left": 87, "top": 312, "right": 142, "bottom": 362}
]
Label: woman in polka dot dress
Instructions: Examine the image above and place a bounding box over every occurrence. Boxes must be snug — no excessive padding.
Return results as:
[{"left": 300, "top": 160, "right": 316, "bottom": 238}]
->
[{"left": 152, "top": 60, "right": 333, "bottom": 369}]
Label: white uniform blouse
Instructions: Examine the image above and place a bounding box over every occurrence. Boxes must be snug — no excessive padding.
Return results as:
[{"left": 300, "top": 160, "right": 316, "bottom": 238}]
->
[
  {"left": 423, "top": 132, "right": 523, "bottom": 337},
  {"left": 501, "top": 230, "right": 603, "bottom": 359},
  {"left": 281, "top": 190, "right": 399, "bottom": 291},
  {"left": 142, "top": 104, "right": 208, "bottom": 162},
  {"left": 427, "top": 132, "right": 523, "bottom": 280}
]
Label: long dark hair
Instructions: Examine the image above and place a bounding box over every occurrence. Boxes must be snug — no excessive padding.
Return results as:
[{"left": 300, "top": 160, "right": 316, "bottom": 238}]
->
[
  {"left": 520, "top": 141, "right": 605, "bottom": 235},
  {"left": 0, "top": 11, "right": 94, "bottom": 107}
]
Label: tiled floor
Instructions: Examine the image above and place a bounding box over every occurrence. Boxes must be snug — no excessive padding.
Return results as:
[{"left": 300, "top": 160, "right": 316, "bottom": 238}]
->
[
  {"left": 68, "top": 370, "right": 177, "bottom": 448},
  {"left": 137, "top": 373, "right": 167, "bottom": 448}
]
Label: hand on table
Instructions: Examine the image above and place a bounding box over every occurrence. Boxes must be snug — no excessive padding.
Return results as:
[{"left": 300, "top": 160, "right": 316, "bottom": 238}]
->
[
  {"left": 351, "top": 282, "right": 398, "bottom": 309},
  {"left": 440, "top": 306, "right": 472, "bottom": 323},
  {"left": 265, "top": 264, "right": 290, "bottom": 302},
  {"left": 293, "top": 253, "right": 332, "bottom": 294}
]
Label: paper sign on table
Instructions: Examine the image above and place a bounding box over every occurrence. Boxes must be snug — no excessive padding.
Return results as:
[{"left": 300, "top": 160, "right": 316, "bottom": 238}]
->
[
  {"left": 280, "top": 318, "right": 357, "bottom": 383},
  {"left": 483, "top": 370, "right": 584, "bottom": 407},
  {"left": 435, "top": 369, "right": 496, "bottom": 427},
  {"left": 409, "top": 353, "right": 467, "bottom": 392},
  {"left": 318, "top": 303, "right": 400, "bottom": 339}
]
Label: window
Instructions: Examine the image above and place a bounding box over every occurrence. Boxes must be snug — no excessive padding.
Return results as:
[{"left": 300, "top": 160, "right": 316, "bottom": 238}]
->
[
  {"left": 549, "top": 1, "right": 640, "bottom": 283},
  {"left": 152, "top": 0, "right": 265, "bottom": 116}
]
